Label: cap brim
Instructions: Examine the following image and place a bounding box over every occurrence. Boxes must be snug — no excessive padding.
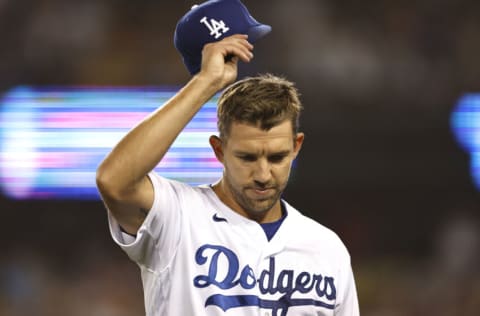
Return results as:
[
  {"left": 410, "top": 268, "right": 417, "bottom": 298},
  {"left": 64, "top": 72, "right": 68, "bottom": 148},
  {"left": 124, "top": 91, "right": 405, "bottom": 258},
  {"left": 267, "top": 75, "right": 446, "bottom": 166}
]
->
[{"left": 247, "top": 24, "right": 272, "bottom": 43}]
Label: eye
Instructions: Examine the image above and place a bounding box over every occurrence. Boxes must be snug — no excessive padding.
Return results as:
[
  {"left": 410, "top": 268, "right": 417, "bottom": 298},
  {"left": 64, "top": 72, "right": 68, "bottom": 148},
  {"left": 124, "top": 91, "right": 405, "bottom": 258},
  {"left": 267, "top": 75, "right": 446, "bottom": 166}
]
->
[
  {"left": 268, "top": 154, "right": 287, "bottom": 163},
  {"left": 239, "top": 154, "right": 257, "bottom": 162}
]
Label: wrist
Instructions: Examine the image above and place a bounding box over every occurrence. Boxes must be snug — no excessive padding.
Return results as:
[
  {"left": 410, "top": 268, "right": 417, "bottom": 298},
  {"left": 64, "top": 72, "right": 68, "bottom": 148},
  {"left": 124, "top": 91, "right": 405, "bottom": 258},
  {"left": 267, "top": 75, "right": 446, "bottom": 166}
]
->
[
  {"left": 192, "top": 72, "right": 224, "bottom": 94},
  {"left": 192, "top": 70, "right": 229, "bottom": 95},
  {"left": 179, "top": 73, "right": 223, "bottom": 107}
]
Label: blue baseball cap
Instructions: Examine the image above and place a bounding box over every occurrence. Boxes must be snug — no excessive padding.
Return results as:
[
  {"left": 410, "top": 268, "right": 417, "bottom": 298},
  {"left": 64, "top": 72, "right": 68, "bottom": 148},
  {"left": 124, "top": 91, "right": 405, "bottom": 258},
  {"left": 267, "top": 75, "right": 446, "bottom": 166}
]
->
[{"left": 174, "top": 0, "right": 272, "bottom": 75}]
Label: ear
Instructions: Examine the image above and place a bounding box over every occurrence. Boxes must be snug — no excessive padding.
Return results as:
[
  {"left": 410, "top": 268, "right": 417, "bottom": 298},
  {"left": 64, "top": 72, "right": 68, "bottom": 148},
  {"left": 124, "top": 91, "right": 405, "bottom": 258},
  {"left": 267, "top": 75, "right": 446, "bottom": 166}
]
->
[
  {"left": 209, "top": 135, "right": 224, "bottom": 163},
  {"left": 292, "top": 132, "right": 305, "bottom": 159}
]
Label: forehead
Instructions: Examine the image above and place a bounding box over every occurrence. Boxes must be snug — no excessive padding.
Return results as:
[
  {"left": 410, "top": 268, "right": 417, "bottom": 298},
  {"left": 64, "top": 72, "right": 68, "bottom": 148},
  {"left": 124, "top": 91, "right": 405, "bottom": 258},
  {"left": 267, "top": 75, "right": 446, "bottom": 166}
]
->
[{"left": 225, "top": 120, "right": 294, "bottom": 151}]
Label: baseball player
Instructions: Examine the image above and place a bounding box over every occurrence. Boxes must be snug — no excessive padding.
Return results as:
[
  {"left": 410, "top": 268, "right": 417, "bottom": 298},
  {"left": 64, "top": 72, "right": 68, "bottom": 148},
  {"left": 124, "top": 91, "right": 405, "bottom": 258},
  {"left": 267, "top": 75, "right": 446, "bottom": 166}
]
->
[{"left": 96, "top": 1, "right": 359, "bottom": 315}]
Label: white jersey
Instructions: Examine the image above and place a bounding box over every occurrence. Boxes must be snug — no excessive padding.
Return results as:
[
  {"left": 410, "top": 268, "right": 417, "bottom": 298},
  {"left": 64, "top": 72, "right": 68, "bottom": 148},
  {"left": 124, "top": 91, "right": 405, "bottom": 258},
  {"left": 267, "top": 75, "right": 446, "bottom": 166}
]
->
[{"left": 108, "top": 172, "right": 360, "bottom": 316}]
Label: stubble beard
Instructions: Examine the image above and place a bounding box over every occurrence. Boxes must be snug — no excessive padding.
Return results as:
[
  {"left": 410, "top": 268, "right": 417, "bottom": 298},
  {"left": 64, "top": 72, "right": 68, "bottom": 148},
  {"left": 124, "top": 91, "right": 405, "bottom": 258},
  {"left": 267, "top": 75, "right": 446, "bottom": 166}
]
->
[{"left": 225, "top": 177, "right": 286, "bottom": 217}]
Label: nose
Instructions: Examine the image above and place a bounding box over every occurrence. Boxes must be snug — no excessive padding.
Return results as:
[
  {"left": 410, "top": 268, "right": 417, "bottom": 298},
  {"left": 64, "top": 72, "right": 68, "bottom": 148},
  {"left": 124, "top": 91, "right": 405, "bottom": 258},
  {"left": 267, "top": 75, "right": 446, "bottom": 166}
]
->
[{"left": 253, "top": 158, "right": 272, "bottom": 184}]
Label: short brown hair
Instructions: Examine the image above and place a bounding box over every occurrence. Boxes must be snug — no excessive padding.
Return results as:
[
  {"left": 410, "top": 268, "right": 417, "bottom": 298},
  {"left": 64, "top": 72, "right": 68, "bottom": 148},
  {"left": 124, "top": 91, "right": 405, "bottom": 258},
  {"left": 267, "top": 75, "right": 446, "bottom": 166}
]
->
[{"left": 217, "top": 74, "right": 302, "bottom": 140}]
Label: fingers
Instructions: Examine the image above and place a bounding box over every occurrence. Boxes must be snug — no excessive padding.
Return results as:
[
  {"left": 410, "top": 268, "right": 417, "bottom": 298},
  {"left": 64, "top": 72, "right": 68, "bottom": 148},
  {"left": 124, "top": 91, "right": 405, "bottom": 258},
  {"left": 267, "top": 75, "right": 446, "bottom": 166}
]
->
[
  {"left": 197, "top": 34, "right": 254, "bottom": 88},
  {"left": 203, "top": 34, "right": 254, "bottom": 63},
  {"left": 224, "top": 34, "right": 254, "bottom": 62}
]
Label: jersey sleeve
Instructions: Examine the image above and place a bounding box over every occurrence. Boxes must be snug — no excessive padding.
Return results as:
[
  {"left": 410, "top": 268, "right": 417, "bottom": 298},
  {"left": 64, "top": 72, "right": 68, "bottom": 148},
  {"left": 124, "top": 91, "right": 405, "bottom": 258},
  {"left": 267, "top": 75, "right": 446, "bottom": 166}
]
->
[{"left": 108, "top": 171, "right": 185, "bottom": 271}]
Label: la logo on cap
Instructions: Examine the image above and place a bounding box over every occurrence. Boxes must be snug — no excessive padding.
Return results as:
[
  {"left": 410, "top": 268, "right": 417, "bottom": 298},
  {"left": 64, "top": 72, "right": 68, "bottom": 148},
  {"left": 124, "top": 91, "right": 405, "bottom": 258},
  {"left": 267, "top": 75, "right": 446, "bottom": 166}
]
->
[
  {"left": 200, "top": 16, "right": 230, "bottom": 39},
  {"left": 174, "top": 0, "right": 271, "bottom": 75}
]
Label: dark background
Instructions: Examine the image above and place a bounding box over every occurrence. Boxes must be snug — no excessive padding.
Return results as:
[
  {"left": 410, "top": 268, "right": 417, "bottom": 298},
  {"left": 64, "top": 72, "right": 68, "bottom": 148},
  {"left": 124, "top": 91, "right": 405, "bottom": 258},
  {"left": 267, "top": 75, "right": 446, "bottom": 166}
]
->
[{"left": 1, "top": 0, "right": 479, "bottom": 315}]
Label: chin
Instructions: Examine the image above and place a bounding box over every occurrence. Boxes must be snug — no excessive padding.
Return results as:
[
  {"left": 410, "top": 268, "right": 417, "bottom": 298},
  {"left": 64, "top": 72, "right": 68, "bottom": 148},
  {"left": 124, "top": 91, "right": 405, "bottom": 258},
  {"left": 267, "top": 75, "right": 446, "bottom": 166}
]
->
[{"left": 245, "top": 199, "right": 277, "bottom": 215}]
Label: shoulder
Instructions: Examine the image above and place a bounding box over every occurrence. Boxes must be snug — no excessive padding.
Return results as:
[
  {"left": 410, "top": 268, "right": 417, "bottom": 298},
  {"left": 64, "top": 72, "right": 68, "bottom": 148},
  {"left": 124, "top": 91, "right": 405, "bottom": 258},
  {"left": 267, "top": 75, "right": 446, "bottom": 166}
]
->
[
  {"left": 148, "top": 172, "right": 214, "bottom": 210},
  {"left": 148, "top": 172, "right": 210, "bottom": 195},
  {"left": 284, "top": 201, "right": 351, "bottom": 260}
]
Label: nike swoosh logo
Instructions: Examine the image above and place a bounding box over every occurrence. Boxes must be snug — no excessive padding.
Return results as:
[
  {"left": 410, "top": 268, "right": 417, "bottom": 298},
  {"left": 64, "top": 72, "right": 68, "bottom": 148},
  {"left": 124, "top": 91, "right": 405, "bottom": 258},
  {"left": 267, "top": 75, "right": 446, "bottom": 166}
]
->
[{"left": 213, "top": 213, "right": 228, "bottom": 223}]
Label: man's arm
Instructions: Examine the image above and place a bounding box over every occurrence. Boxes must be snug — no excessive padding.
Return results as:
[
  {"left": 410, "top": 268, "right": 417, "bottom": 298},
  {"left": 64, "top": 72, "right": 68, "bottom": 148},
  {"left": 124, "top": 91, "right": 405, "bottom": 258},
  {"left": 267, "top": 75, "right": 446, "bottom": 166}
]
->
[{"left": 96, "top": 34, "right": 254, "bottom": 235}]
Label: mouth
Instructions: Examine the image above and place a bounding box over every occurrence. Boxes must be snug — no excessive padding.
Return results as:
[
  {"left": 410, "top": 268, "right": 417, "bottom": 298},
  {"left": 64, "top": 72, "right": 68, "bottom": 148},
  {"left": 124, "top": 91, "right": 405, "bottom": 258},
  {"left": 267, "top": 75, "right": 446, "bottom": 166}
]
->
[{"left": 248, "top": 187, "right": 276, "bottom": 198}]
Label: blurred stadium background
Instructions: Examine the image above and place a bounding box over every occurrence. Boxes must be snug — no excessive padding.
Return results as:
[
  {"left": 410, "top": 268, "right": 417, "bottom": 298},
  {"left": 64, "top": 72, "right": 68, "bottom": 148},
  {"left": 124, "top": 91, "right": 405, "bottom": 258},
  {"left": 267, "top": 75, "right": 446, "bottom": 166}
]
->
[{"left": 0, "top": 0, "right": 479, "bottom": 315}]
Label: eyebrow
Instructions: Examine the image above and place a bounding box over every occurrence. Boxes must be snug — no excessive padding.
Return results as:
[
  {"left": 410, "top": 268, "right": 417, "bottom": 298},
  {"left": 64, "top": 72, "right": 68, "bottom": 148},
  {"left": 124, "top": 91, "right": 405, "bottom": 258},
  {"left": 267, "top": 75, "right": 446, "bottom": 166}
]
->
[{"left": 233, "top": 150, "right": 291, "bottom": 157}]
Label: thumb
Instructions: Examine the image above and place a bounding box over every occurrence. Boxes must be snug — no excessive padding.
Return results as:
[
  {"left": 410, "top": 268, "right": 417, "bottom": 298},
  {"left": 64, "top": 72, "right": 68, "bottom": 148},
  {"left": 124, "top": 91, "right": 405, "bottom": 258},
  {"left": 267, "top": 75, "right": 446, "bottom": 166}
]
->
[
  {"left": 225, "top": 55, "right": 239, "bottom": 66},
  {"left": 223, "top": 56, "right": 239, "bottom": 84}
]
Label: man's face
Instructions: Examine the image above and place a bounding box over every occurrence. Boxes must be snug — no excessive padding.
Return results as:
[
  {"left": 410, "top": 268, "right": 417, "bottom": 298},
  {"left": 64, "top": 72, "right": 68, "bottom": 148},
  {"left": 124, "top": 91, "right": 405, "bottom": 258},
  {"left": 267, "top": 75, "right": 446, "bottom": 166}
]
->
[{"left": 210, "top": 120, "right": 304, "bottom": 220}]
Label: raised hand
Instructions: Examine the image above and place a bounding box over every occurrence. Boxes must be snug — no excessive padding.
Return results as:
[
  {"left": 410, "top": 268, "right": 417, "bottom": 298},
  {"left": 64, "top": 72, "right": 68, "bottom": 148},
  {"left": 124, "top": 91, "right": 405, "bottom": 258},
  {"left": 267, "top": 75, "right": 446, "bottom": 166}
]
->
[{"left": 197, "top": 34, "right": 254, "bottom": 90}]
